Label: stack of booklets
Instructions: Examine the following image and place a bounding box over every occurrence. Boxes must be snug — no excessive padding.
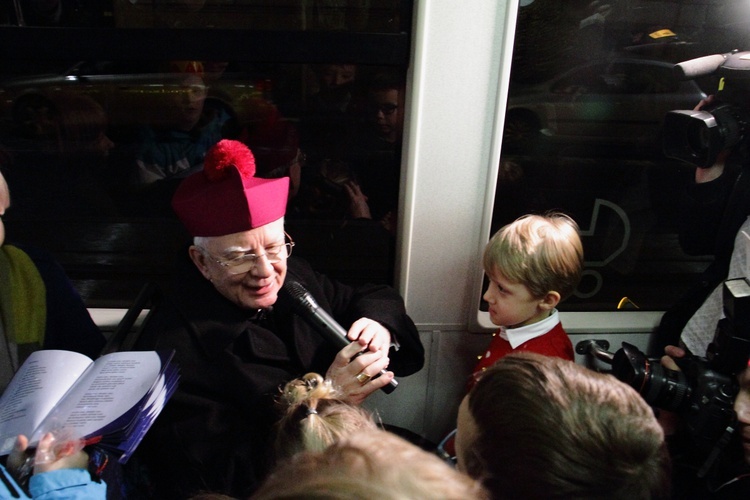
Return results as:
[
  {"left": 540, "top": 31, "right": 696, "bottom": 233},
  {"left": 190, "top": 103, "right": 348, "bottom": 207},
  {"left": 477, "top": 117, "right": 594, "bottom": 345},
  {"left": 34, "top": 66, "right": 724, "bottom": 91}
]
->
[{"left": 0, "top": 349, "right": 179, "bottom": 463}]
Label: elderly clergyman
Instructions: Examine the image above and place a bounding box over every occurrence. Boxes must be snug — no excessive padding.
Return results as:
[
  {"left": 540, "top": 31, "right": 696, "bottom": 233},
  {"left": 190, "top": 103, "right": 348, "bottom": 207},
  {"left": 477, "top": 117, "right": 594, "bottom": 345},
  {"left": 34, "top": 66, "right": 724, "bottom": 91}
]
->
[{"left": 132, "top": 139, "right": 424, "bottom": 499}]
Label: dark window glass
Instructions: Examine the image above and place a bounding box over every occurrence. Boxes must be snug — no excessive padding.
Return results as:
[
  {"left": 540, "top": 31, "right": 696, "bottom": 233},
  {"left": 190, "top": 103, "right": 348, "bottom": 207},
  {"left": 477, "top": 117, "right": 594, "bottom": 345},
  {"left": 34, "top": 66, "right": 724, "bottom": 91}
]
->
[
  {"left": 0, "top": 1, "right": 410, "bottom": 307},
  {"left": 493, "top": 0, "right": 750, "bottom": 313},
  {"left": 3, "top": 0, "right": 408, "bottom": 32}
]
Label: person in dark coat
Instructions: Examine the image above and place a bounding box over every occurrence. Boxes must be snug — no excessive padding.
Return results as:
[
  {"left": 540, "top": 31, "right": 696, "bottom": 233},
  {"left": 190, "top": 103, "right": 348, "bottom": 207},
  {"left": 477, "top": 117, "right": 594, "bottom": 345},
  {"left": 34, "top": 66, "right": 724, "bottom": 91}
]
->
[
  {"left": 0, "top": 169, "right": 105, "bottom": 394},
  {"left": 131, "top": 139, "right": 424, "bottom": 499}
]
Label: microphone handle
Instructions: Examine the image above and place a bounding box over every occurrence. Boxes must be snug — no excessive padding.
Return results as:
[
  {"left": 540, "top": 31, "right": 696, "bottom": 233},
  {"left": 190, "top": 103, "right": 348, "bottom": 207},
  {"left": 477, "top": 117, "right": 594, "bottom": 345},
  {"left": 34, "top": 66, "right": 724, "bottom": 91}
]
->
[
  {"left": 300, "top": 304, "right": 398, "bottom": 394},
  {"left": 303, "top": 305, "right": 350, "bottom": 350}
]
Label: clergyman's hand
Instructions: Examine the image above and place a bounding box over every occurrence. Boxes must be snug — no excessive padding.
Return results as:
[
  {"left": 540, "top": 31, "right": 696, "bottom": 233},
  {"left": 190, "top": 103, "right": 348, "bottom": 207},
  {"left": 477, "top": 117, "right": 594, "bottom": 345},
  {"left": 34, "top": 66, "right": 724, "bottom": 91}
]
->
[{"left": 326, "top": 342, "right": 394, "bottom": 405}]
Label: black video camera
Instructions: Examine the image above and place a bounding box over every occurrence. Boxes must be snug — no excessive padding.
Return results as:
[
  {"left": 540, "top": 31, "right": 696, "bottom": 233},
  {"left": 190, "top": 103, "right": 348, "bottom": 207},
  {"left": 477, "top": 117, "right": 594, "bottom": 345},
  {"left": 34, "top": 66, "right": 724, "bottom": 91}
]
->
[
  {"left": 610, "top": 278, "right": 750, "bottom": 471},
  {"left": 663, "top": 50, "right": 750, "bottom": 168}
]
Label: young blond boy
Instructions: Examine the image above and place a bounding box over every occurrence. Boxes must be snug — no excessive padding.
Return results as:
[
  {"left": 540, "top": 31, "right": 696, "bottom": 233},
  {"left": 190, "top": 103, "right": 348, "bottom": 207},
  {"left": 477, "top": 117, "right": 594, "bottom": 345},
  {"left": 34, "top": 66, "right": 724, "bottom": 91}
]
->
[{"left": 470, "top": 212, "right": 583, "bottom": 388}]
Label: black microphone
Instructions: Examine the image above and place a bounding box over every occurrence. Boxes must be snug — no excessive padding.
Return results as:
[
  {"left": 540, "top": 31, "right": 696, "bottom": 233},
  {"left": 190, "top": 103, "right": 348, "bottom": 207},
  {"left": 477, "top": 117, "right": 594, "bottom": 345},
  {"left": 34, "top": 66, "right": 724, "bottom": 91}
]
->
[{"left": 282, "top": 280, "right": 397, "bottom": 393}]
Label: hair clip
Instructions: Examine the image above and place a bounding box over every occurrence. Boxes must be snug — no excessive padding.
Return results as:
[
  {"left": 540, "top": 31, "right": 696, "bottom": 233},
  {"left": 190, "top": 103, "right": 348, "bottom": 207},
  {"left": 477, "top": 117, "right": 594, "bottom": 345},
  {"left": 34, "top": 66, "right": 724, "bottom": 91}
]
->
[{"left": 306, "top": 407, "right": 318, "bottom": 416}]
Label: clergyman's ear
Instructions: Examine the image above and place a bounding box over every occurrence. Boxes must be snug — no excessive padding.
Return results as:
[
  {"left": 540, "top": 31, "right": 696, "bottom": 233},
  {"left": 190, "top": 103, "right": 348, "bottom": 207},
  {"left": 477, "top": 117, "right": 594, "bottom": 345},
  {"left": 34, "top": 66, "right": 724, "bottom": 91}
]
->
[{"left": 188, "top": 245, "right": 212, "bottom": 281}]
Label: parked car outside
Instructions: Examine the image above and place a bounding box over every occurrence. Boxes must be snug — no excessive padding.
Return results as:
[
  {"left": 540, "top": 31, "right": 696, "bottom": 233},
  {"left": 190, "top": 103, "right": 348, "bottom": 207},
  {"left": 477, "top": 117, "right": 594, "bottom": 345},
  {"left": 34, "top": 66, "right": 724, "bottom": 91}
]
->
[
  {"left": 503, "top": 57, "right": 707, "bottom": 156},
  {"left": 0, "top": 61, "right": 270, "bottom": 141}
]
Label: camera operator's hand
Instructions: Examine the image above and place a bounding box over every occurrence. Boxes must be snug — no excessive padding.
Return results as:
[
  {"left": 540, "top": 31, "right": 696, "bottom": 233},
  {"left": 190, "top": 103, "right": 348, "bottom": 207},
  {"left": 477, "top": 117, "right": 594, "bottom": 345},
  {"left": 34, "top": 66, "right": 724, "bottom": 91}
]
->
[
  {"left": 661, "top": 344, "right": 686, "bottom": 371},
  {"left": 694, "top": 95, "right": 714, "bottom": 112},
  {"left": 692, "top": 95, "right": 729, "bottom": 183},
  {"left": 659, "top": 345, "right": 689, "bottom": 436}
]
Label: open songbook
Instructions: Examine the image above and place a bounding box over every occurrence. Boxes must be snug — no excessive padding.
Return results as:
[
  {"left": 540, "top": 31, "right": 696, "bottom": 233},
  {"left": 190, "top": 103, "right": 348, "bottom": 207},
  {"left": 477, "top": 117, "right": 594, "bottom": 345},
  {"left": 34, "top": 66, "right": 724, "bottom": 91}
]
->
[{"left": 0, "top": 349, "right": 179, "bottom": 463}]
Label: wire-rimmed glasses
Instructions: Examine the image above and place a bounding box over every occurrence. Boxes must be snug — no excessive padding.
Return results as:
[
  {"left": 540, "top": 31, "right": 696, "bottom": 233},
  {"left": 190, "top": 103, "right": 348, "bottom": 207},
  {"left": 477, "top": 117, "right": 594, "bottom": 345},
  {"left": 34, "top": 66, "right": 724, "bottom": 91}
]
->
[{"left": 201, "top": 232, "right": 294, "bottom": 275}]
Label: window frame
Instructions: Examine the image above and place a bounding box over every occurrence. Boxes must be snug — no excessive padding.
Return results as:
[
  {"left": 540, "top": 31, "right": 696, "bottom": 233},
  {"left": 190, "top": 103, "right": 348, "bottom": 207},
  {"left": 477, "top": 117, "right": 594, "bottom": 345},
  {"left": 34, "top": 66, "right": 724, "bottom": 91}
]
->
[{"left": 0, "top": 27, "right": 411, "bottom": 65}]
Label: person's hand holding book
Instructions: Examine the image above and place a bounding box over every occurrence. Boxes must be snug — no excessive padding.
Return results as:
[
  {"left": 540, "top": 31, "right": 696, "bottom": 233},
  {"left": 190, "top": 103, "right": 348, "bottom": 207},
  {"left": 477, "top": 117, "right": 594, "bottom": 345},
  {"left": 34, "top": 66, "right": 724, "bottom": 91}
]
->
[{"left": 6, "top": 431, "right": 88, "bottom": 485}]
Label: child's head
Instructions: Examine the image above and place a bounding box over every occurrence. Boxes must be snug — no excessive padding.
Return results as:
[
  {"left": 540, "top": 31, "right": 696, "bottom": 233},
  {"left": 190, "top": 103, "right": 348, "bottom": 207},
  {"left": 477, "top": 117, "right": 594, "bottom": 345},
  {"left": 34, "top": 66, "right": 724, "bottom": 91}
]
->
[
  {"left": 455, "top": 352, "right": 670, "bottom": 499},
  {"left": 484, "top": 212, "right": 583, "bottom": 300},
  {"left": 272, "top": 372, "right": 378, "bottom": 463},
  {"left": 482, "top": 212, "right": 583, "bottom": 327},
  {"left": 254, "top": 429, "right": 489, "bottom": 500}
]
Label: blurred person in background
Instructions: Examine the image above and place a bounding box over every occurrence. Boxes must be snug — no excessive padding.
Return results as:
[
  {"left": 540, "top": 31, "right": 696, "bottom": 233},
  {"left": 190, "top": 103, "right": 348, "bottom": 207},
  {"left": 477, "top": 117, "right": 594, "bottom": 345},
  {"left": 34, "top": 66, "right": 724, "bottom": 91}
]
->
[
  {"left": 129, "top": 61, "right": 234, "bottom": 216},
  {"left": 3, "top": 90, "right": 117, "bottom": 219}
]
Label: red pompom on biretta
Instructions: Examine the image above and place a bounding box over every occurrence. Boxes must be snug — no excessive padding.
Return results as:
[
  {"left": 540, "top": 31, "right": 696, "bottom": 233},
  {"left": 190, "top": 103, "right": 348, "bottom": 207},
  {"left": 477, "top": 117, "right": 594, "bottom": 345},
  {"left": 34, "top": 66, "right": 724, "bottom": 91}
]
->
[
  {"left": 203, "top": 139, "right": 257, "bottom": 181},
  {"left": 172, "top": 139, "right": 289, "bottom": 237}
]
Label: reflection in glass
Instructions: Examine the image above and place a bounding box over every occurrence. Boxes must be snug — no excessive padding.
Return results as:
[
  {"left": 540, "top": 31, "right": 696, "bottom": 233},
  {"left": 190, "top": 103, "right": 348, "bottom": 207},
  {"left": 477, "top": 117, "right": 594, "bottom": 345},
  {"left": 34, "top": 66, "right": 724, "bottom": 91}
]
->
[
  {"left": 492, "top": 0, "right": 750, "bottom": 312},
  {"left": 6, "top": 0, "right": 407, "bottom": 32},
  {"left": 0, "top": 60, "right": 407, "bottom": 305}
]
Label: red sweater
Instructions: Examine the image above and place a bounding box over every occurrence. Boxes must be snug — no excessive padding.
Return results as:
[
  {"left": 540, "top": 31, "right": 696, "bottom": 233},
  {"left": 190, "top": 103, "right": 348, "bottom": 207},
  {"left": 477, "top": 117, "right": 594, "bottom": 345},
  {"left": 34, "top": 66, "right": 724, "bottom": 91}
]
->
[{"left": 467, "top": 321, "right": 574, "bottom": 391}]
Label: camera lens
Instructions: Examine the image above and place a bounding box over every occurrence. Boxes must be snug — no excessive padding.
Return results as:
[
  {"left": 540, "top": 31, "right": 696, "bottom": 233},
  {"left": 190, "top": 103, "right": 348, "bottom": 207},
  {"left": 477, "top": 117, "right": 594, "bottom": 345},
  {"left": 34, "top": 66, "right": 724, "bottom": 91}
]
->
[
  {"left": 686, "top": 121, "right": 711, "bottom": 154},
  {"left": 662, "top": 109, "right": 721, "bottom": 168},
  {"left": 639, "top": 361, "right": 692, "bottom": 411},
  {"left": 612, "top": 342, "right": 692, "bottom": 412}
]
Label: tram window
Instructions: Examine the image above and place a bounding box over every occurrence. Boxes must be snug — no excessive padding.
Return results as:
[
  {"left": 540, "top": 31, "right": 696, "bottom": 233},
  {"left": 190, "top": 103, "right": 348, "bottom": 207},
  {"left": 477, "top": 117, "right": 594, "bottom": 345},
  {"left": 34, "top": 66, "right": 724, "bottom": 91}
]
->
[
  {"left": 0, "top": 0, "right": 411, "bottom": 307},
  {"left": 489, "top": 0, "right": 750, "bottom": 313},
  {"left": 2, "top": 1, "right": 406, "bottom": 32}
]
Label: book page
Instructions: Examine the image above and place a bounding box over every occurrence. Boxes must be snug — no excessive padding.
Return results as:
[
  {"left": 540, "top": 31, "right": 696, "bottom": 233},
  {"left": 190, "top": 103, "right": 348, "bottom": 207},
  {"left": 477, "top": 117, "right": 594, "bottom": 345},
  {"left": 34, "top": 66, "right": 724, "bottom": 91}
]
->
[
  {"left": 0, "top": 350, "right": 92, "bottom": 455},
  {"left": 29, "top": 351, "right": 166, "bottom": 445},
  {"left": 97, "top": 351, "right": 178, "bottom": 462}
]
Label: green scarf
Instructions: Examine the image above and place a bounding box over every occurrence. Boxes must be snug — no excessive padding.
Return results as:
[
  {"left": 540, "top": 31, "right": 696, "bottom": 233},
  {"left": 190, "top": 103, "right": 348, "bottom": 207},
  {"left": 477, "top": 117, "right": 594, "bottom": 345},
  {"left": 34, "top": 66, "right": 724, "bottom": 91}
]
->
[{"left": 0, "top": 244, "right": 47, "bottom": 347}]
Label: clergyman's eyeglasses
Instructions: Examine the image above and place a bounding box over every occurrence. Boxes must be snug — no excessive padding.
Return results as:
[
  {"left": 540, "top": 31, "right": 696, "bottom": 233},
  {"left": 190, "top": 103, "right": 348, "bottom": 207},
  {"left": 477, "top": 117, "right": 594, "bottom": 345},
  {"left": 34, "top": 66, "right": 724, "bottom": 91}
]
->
[{"left": 201, "top": 232, "right": 295, "bottom": 275}]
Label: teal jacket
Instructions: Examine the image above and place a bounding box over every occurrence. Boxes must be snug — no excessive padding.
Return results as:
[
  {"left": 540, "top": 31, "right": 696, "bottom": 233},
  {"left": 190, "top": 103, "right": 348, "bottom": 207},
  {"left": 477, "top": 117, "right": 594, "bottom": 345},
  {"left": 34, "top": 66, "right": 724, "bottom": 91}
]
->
[{"left": 0, "top": 464, "right": 106, "bottom": 499}]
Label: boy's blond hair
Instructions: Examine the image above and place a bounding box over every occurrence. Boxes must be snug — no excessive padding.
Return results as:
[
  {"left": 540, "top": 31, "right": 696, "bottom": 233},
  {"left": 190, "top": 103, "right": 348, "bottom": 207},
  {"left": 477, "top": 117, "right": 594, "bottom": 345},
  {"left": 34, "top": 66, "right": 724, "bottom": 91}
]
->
[{"left": 483, "top": 212, "right": 583, "bottom": 300}]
